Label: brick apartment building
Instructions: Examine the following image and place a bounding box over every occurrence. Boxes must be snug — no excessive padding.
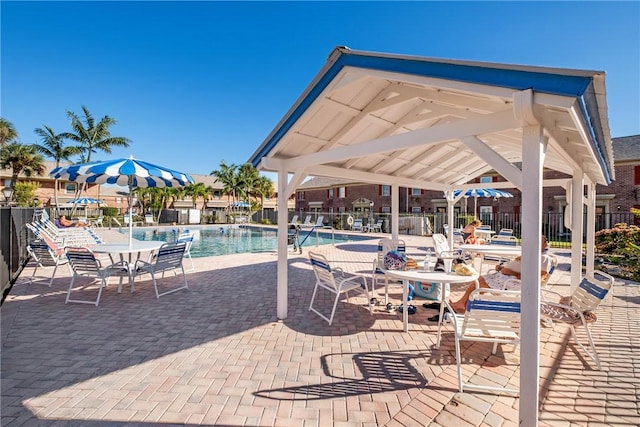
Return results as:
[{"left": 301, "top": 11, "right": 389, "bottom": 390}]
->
[{"left": 294, "top": 135, "right": 640, "bottom": 227}]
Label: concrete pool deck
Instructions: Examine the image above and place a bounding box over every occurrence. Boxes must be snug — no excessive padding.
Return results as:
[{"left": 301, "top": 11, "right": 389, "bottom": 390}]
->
[{"left": 2, "top": 227, "right": 639, "bottom": 426}]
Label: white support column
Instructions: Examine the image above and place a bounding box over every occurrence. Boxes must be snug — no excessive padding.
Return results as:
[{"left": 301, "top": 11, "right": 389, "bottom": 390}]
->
[
  {"left": 585, "top": 180, "right": 596, "bottom": 276},
  {"left": 276, "top": 169, "right": 289, "bottom": 320},
  {"left": 570, "top": 173, "right": 584, "bottom": 291},
  {"left": 519, "top": 124, "right": 545, "bottom": 427},
  {"left": 391, "top": 184, "right": 399, "bottom": 242},
  {"left": 446, "top": 191, "right": 455, "bottom": 249}
]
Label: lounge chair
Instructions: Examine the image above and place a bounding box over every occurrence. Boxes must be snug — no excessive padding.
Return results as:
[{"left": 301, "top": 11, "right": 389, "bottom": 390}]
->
[
  {"left": 289, "top": 215, "right": 299, "bottom": 225},
  {"left": 300, "top": 215, "right": 313, "bottom": 227},
  {"left": 351, "top": 218, "right": 364, "bottom": 232},
  {"left": 144, "top": 214, "right": 156, "bottom": 226}
]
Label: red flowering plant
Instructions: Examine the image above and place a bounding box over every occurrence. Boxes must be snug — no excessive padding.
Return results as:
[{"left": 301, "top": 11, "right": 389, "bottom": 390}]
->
[{"left": 595, "top": 223, "right": 640, "bottom": 280}]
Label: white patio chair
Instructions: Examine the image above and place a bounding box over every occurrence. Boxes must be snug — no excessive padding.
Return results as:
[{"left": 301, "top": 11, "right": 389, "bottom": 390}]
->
[
  {"left": 308, "top": 251, "right": 371, "bottom": 325},
  {"left": 144, "top": 213, "right": 156, "bottom": 226},
  {"left": 176, "top": 232, "right": 195, "bottom": 272},
  {"left": 497, "top": 228, "right": 513, "bottom": 237},
  {"left": 300, "top": 215, "right": 313, "bottom": 227},
  {"left": 27, "top": 240, "right": 70, "bottom": 286},
  {"left": 289, "top": 215, "right": 299, "bottom": 225},
  {"left": 444, "top": 288, "right": 522, "bottom": 394},
  {"left": 371, "top": 239, "right": 405, "bottom": 304},
  {"left": 540, "top": 270, "right": 614, "bottom": 370},
  {"left": 432, "top": 233, "right": 463, "bottom": 259},
  {"left": 351, "top": 218, "right": 364, "bottom": 232},
  {"left": 367, "top": 219, "right": 383, "bottom": 233},
  {"left": 65, "top": 247, "right": 127, "bottom": 306},
  {"left": 134, "top": 242, "right": 189, "bottom": 298}
]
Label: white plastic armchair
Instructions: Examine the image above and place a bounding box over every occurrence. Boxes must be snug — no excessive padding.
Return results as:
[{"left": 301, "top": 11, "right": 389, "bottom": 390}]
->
[
  {"left": 432, "top": 233, "right": 463, "bottom": 259},
  {"left": 308, "top": 251, "right": 371, "bottom": 325},
  {"left": 540, "top": 270, "right": 614, "bottom": 370}
]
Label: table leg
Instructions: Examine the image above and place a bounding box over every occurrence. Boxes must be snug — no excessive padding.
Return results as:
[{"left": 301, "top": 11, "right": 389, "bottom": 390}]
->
[
  {"left": 403, "top": 279, "right": 408, "bottom": 332},
  {"left": 436, "top": 282, "right": 446, "bottom": 348}
]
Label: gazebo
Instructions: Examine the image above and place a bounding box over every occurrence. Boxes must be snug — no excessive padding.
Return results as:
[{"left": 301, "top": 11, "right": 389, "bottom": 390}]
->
[{"left": 248, "top": 47, "right": 613, "bottom": 426}]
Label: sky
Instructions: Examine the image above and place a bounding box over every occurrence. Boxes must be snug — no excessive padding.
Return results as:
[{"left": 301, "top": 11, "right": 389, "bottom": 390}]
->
[{"left": 2, "top": 1, "right": 639, "bottom": 180}]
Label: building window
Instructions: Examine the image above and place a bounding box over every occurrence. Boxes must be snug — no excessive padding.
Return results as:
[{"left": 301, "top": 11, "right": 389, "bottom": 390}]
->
[
  {"left": 479, "top": 176, "right": 492, "bottom": 184},
  {"left": 328, "top": 188, "right": 334, "bottom": 198},
  {"left": 411, "top": 206, "right": 421, "bottom": 213},
  {"left": 339, "top": 187, "right": 346, "bottom": 198},
  {"left": 65, "top": 183, "right": 77, "bottom": 194},
  {"left": 381, "top": 206, "right": 391, "bottom": 213},
  {"left": 635, "top": 166, "right": 640, "bottom": 185},
  {"left": 298, "top": 191, "right": 305, "bottom": 201},
  {"left": 411, "top": 188, "right": 421, "bottom": 196},
  {"left": 339, "top": 206, "right": 345, "bottom": 213},
  {"left": 381, "top": 185, "right": 390, "bottom": 196}
]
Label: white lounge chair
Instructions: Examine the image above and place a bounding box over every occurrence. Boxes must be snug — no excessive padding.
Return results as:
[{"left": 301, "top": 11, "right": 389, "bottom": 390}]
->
[
  {"left": 367, "top": 219, "right": 383, "bottom": 233},
  {"left": 300, "top": 215, "right": 313, "bottom": 227},
  {"left": 351, "top": 218, "right": 364, "bottom": 232},
  {"left": 27, "top": 240, "right": 70, "bottom": 286}
]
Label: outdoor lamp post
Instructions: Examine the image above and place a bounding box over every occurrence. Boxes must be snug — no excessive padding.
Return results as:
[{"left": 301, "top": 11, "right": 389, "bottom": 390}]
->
[
  {"left": 369, "top": 201, "right": 374, "bottom": 226},
  {"left": 2, "top": 186, "right": 14, "bottom": 207}
]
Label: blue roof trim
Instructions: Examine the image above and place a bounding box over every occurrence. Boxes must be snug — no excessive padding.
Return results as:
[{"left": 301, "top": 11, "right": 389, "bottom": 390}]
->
[
  {"left": 577, "top": 95, "right": 612, "bottom": 184},
  {"left": 251, "top": 50, "right": 597, "bottom": 168}
]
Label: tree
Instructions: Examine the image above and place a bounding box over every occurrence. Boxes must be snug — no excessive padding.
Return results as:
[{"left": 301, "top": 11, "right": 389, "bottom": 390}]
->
[
  {"left": 210, "top": 160, "right": 239, "bottom": 206},
  {"left": 33, "top": 125, "right": 80, "bottom": 215},
  {"left": 13, "top": 181, "right": 40, "bottom": 207},
  {"left": 62, "top": 106, "right": 131, "bottom": 163},
  {"left": 0, "top": 143, "right": 46, "bottom": 195},
  {"left": 185, "top": 182, "right": 209, "bottom": 210},
  {"left": 253, "top": 175, "right": 274, "bottom": 222},
  {"left": 0, "top": 118, "right": 18, "bottom": 146},
  {"left": 237, "top": 163, "right": 258, "bottom": 202}
]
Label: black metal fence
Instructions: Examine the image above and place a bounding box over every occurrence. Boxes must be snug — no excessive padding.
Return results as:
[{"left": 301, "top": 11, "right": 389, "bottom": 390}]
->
[
  {"left": 1, "top": 207, "right": 37, "bottom": 304},
  {"left": 275, "top": 210, "right": 636, "bottom": 249}
]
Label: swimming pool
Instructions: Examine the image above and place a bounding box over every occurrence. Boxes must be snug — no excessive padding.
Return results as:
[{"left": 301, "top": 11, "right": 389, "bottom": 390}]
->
[{"left": 123, "top": 226, "right": 371, "bottom": 257}]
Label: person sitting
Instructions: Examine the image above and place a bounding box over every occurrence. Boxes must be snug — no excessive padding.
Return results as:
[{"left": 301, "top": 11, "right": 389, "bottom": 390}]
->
[
  {"left": 57, "top": 215, "right": 88, "bottom": 228},
  {"left": 462, "top": 219, "right": 484, "bottom": 244},
  {"left": 449, "top": 235, "right": 554, "bottom": 314}
]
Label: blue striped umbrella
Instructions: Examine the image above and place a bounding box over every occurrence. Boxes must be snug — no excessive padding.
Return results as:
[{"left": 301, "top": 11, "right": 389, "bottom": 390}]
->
[
  {"left": 453, "top": 188, "right": 513, "bottom": 217},
  {"left": 51, "top": 157, "right": 194, "bottom": 246},
  {"left": 69, "top": 197, "right": 104, "bottom": 205}
]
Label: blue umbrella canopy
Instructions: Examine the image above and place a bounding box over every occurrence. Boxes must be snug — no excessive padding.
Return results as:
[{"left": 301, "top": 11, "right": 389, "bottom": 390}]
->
[
  {"left": 453, "top": 188, "right": 513, "bottom": 217},
  {"left": 69, "top": 197, "right": 104, "bottom": 205},
  {"left": 51, "top": 157, "right": 194, "bottom": 246},
  {"left": 231, "top": 201, "right": 251, "bottom": 209},
  {"left": 453, "top": 188, "right": 513, "bottom": 198}
]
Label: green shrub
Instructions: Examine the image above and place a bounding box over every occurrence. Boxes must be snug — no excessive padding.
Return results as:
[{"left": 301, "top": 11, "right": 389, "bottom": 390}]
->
[{"left": 595, "top": 223, "right": 640, "bottom": 281}]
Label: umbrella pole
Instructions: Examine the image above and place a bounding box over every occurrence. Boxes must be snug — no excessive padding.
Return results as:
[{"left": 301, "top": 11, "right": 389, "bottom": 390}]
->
[{"left": 129, "top": 180, "right": 134, "bottom": 248}]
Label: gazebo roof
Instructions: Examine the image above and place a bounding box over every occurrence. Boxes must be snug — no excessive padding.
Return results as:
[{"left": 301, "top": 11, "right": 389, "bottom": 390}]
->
[{"left": 249, "top": 46, "right": 613, "bottom": 190}]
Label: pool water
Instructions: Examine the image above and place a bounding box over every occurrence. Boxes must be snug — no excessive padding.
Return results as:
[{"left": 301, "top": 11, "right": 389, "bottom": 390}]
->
[{"left": 124, "top": 226, "right": 369, "bottom": 257}]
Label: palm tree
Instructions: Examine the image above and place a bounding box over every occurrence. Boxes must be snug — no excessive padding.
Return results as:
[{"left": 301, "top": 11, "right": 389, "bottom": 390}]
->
[
  {"left": 253, "top": 175, "right": 274, "bottom": 222},
  {"left": 237, "top": 163, "right": 258, "bottom": 203},
  {"left": 62, "top": 106, "right": 131, "bottom": 163},
  {"left": 0, "top": 142, "right": 46, "bottom": 195},
  {"left": 0, "top": 118, "right": 18, "bottom": 146},
  {"left": 33, "top": 125, "right": 81, "bottom": 215},
  {"left": 210, "top": 160, "right": 239, "bottom": 206},
  {"left": 185, "top": 182, "right": 209, "bottom": 211}
]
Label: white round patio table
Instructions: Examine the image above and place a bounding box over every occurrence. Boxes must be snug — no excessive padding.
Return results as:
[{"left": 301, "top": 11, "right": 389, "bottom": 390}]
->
[
  {"left": 92, "top": 241, "right": 166, "bottom": 292},
  {"left": 381, "top": 268, "right": 479, "bottom": 348}
]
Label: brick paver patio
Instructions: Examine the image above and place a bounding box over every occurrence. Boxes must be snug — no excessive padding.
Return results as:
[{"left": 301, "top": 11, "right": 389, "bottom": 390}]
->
[{"left": 2, "top": 227, "right": 639, "bottom": 426}]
